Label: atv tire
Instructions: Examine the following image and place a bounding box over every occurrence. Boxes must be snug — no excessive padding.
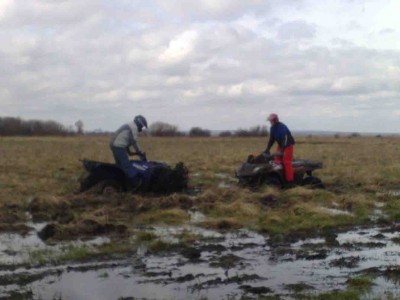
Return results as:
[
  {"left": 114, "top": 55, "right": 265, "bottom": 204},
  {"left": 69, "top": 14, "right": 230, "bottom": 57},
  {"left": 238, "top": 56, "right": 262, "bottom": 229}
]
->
[
  {"left": 302, "top": 176, "right": 324, "bottom": 189},
  {"left": 262, "top": 174, "right": 282, "bottom": 187},
  {"left": 94, "top": 179, "right": 123, "bottom": 195}
]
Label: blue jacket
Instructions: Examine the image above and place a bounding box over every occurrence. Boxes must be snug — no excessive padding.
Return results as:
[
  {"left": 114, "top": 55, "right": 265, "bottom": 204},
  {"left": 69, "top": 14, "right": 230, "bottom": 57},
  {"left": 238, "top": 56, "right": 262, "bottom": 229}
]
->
[{"left": 266, "top": 122, "right": 295, "bottom": 151}]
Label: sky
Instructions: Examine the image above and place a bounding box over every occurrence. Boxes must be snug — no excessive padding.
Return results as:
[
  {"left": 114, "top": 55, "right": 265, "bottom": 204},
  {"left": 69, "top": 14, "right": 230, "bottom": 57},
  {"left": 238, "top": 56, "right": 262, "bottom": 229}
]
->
[{"left": 0, "top": 0, "right": 399, "bottom": 132}]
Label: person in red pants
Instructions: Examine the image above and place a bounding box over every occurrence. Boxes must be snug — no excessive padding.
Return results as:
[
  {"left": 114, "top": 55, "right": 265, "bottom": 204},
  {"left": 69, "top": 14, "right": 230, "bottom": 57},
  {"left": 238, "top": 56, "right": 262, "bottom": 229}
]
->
[{"left": 264, "top": 113, "right": 295, "bottom": 185}]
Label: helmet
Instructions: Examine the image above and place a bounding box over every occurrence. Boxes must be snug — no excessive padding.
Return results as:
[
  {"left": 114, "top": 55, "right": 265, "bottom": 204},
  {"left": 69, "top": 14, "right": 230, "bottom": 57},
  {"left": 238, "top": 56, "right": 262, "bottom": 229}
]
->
[
  {"left": 134, "top": 115, "right": 148, "bottom": 132},
  {"left": 267, "top": 113, "right": 279, "bottom": 124}
]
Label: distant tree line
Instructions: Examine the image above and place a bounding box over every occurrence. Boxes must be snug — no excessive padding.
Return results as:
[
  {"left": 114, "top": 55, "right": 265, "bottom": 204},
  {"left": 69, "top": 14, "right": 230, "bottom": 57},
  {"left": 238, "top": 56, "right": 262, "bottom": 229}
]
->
[
  {"left": 148, "top": 122, "right": 185, "bottom": 137},
  {"left": 0, "top": 117, "right": 72, "bottom": 136},
  {"left": 189, "top": 127, "right": 211, "bottom": 137},
  {"left": 0, "top": 117, "right": 269, "bottom": 138},
  {"left": 226, "top": 125, "right": 269, "bottom": 137},
  {"left": 148, "top": 122, "right": 268, "bottom": 137}
]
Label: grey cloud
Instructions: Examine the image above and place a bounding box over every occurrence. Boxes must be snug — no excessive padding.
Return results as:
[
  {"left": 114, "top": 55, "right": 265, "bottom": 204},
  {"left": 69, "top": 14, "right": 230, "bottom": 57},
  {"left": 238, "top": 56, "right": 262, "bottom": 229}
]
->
[
  {"left": 277, "top": 20, "right": 316, "bottom": 40},
  {"left": 0, "top": 1, "right": 399, "bottom": 132}
]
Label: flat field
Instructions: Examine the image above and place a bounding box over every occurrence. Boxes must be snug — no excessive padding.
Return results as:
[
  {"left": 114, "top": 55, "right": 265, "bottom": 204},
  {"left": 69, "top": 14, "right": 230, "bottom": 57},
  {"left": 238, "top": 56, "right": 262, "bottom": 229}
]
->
[
  {"left": 1, "top": 135, "right": 400, "bottom": 234},
  {"left": 2, "top": 136, "right": 400, "bottom": 299}
]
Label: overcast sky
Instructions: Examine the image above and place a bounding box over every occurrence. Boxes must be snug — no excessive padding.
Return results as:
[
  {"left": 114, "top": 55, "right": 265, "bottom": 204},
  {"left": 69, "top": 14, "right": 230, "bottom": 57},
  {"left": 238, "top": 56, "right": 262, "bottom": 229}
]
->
[{"left": 0, "top": 0, "right": 399, "bottom": 132}]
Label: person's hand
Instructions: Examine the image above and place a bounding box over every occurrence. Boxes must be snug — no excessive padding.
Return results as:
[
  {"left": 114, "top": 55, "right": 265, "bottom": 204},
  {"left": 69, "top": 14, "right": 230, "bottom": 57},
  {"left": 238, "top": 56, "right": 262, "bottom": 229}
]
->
[
  {"left": 138, "top": 151, "right": 147, "bottom": 161},
  {"left": 264, "top": 150, "right": 271, "bottom": 156}
]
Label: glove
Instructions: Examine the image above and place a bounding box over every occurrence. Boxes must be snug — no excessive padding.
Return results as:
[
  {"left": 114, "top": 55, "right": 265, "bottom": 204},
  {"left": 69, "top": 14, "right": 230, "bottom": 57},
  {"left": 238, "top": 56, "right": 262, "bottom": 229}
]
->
[
  {"left": 138, "top": 151, "right": 147, "bottom": 161},
  {"left": 264, "top": 149, "right": 271, "bottom": 156}
]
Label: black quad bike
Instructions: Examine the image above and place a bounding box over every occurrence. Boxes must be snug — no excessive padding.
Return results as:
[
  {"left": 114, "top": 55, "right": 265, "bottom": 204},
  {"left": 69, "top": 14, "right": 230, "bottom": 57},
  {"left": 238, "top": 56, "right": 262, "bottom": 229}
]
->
[
  {"left": 79, "top": 154, "right": 189, "bottom": 195},
  {"left": 235, "top": 153, "right": 324, "bottom": 188}
]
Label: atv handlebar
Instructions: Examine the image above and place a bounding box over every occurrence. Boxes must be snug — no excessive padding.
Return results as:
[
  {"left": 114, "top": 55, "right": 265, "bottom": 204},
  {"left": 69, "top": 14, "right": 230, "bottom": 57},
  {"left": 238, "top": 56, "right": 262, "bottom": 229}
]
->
[
  {"left": 263, "top": 152, "right": 282, "bottom": 159},
  {"left": 131, "top": 152, "right": 147, "bottom": 162}
]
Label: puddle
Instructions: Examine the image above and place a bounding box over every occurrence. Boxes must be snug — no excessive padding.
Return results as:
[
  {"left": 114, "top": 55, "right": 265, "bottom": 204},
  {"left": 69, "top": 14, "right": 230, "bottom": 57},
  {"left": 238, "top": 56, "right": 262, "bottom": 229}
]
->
[
  {"left": 188, "top": 209, "right": 207, "bottom": 223},
  {"left": 218, "top": 182, "right": 233, "bottom": 189},
  {"left": 2, "top": 225, "right": 400, "bottom": 299},
  {"left": 0, "top": 222, "right": 47, "bottom": 265},
  {"left": 319, "top": 207, "right": 353, "bottom": 216},
  {"left": 0, "top": 222, "right": 110, "bottom": 267},
  {"left": 214, "top": 173, "right": 236, "bottom": 189},
  {"left": 387, "top": 190, "right": 400, "bottom": 197}
]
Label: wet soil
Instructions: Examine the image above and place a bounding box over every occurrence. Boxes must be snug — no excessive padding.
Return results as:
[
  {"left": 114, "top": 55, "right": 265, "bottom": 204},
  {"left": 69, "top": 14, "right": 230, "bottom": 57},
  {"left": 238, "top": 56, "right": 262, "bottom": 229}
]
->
[{"left": 1, "top": 223, "right": 400, "bottom": 299}]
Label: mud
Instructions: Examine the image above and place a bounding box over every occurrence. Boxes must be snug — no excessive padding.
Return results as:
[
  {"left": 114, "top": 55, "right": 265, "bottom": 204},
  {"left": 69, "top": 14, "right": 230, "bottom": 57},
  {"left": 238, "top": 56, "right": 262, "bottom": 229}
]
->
[
  {"left": 38, "top": 220, "right": 128, "bottom": 241},
  {"left": 1, "top": 223, "right": 400, "bottom": 299}
]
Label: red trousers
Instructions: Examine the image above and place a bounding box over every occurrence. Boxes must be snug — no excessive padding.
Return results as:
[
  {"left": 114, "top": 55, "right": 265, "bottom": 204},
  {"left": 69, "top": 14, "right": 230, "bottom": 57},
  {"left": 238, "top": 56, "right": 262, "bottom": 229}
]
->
[{"left": 274, "top": 145, "right": 294, "bottom": 182}]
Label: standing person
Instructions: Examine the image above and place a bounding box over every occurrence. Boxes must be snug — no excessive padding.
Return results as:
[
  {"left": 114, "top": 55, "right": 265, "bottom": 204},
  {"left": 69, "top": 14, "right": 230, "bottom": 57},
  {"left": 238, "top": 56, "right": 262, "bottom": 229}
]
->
[
  {"left": 264, "top": 113, "right": 295, "bottom": 185},
  {"left": 109, "top": 115, "right": 148, "bottom": 185}
]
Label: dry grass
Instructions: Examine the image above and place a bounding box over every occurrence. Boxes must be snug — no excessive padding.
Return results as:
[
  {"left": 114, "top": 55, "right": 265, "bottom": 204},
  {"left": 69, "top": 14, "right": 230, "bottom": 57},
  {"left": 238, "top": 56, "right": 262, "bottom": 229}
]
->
[{"left": 1, "top": 135, "right": 400, "bottom": 237}]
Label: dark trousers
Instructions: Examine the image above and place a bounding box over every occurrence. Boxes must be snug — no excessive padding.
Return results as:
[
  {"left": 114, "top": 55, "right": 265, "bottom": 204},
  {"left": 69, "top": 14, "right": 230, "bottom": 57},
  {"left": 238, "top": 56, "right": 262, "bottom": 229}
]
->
[{"left": 110, "top": 146, "right": 139, "bottom": 179}]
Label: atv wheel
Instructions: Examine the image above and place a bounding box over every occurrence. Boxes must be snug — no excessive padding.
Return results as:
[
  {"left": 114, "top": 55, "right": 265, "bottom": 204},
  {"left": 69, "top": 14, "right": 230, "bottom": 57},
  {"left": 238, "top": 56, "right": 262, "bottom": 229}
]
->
[
  {"left": 261, "top": 175, "right": 282, "bottom": 187},
  {"left": 302, "top": 176, "right": 324, "bottom": 189},
  {"left": 95, "top": 179, "right": 123, "bottom": 195}
]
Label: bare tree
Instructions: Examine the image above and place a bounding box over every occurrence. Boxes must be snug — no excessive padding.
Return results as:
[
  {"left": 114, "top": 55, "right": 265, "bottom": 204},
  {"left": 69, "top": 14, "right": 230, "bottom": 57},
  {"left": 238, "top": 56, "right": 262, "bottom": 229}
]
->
[
  {"left": 149, "top": 122, "right": 182, "bottom": 137},
  {"left": 234, "top": 125, "right": 269, "bottom": 137},
  {"left": 189, "top": 127, "right": 211, "bottom": 137},
  {"left": 219, "top": 130, "right": 232, "bottom": 137},
  {"left": 75, "top": 120, "right": 84, "bottom": 135}
]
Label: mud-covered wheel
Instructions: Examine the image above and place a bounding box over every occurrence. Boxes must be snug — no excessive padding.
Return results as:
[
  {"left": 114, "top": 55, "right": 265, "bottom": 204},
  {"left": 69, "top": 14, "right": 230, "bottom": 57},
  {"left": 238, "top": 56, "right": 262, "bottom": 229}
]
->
[
  {"left": 261, "top": 175, "right": 282, "bottom": 187},
  {"left": 302, "top": 176, "right": 324, "bottom": 189},
  {"left": 237, "top": 177, "right": 251, "bottom": 187},
  {"left": 95, "top": 179, "right": 123, "bottom": 195}
]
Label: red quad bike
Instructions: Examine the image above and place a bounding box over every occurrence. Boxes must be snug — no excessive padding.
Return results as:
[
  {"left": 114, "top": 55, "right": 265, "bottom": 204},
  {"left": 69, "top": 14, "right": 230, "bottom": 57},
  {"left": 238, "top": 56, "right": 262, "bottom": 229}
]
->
[{"left": 235, "top": 153, "right": 324, "bottom": 188}]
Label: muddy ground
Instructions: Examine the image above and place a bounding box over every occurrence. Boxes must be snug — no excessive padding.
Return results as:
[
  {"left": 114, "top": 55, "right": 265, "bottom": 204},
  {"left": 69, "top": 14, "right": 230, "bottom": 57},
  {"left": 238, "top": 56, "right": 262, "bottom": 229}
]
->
[
  {"left": 3, "top": 136, "right": 400, "bottom": 299},
  {"left": 2, "top": 209, "right": 400, "bottom": 300}
]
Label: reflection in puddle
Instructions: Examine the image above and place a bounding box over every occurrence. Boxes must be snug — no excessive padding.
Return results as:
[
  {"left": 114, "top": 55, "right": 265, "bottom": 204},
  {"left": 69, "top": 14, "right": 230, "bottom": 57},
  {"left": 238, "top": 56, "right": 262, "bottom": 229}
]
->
[
  {"left": 0, "top": 222, "right": 110, "bottom": 266},
  {"left": 1, "top": 225, "right": 400, "bottom": 299}
]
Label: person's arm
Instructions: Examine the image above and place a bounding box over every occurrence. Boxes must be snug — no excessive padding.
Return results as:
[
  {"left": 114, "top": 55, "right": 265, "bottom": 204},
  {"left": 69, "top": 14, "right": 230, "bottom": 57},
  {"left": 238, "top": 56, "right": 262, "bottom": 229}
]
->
[
  {"left": 127, "top": 147, "right": 136, "bottom": 156},
  {"left": 128, "top": 128, "right": 146, "bottom": 160},
  {"left": 131, "top": 139, "right": 141, "bottom": 154},
  {"left": 265, "top": 135, "right": 275, "bottom": 154},
  {"left": 128, "top": 129, "right": 141, "bottom": 153}
]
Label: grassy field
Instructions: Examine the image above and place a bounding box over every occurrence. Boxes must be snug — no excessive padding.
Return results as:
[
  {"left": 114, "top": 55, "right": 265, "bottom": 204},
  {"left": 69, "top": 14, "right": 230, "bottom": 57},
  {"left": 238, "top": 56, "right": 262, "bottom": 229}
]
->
[{"left": 1, "top": 135, "right": 400, "bottom": 239}]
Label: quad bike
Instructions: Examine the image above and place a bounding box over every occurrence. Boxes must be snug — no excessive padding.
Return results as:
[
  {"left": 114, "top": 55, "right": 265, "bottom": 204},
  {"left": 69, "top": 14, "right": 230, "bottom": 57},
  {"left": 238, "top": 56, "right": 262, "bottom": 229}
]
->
[
  {"left": 235, "top": 153, "right": 324, "bottom": 188},
  {"left": 79, "top": 153, "right": 188, "bottom": 195}
]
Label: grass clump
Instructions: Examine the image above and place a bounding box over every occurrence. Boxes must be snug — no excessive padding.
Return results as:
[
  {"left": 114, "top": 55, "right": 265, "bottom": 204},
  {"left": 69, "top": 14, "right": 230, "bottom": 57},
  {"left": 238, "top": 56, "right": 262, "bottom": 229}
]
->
[
  {"left": 302, "top": 290, "right": 360, "bottom": 300},
  {"left": 136, "top": 231, "right": 157, "bottom": 242},
  {"left": 59, "top": 244, "right": 92, "bottom": 262},
  {"left": 346, "top": 276, "right": 374, "bottom": 292},
  {"left": 300, "top": 276, "right": 374, "bottom": 300},
  {"left": 257, "top": 202, "right": 355, "bottom": 237},
  {"left": 148, "top": 239, "right": 178, "bottom": 253},
  {"left": 391, "top": 237, "right": 400, "bottom": 245},
  {"left": 28, "top": 244, "right": 93, "bottom": 265},
  {"left": 134, "top": 208, "right": 188, "bottom": 225},
  {"left": 27, "top": 240, "right": 136, "bottom": 266},
  {"left": 96, "top": 241, "right": 135, "bottom": 255}
]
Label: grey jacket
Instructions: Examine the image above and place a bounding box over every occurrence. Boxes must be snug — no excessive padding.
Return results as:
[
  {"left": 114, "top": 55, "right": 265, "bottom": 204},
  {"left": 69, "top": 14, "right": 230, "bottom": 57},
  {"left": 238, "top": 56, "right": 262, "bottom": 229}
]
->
[{"left": 110, "top": 122, "right": 140, "bottom": 153}]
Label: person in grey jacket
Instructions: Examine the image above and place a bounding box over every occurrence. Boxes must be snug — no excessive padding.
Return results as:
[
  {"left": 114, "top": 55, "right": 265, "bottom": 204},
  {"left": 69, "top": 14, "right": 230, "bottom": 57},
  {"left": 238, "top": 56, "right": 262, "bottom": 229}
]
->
[{"left": 109, "top": 115, "right": 147, "bottom": 180}]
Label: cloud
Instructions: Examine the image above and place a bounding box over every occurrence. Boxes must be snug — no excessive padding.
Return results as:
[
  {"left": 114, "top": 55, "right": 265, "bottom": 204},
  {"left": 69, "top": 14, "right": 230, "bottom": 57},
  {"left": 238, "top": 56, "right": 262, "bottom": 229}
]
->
[
  {"left": 0, "top": 0, "right": 399, "bottom": 133},
  {"left": 277, "top": 20, "right": 316, "bottom": 40},
  {"left": 155, "top": 0, "right": 268, "bottom": 20},
  {"left": 0, "top": 0, "right": 14, "bottom": 20},
  {"left": 159, "top": 30, "right": 199, "bottom": 64}
]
